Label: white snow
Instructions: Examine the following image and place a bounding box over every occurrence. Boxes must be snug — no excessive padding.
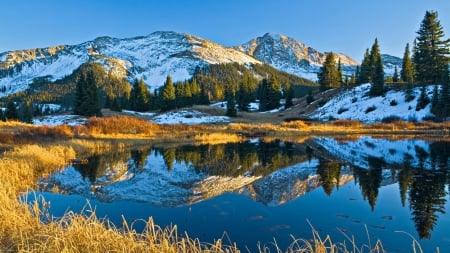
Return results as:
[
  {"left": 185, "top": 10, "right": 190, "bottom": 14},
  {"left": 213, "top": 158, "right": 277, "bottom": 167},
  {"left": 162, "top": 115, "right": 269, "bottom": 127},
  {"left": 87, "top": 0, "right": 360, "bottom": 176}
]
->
[
  {"left": 314, "top": 136, "right": 433, "bottom": 169},
  {"left": 151, "top": 110, "right": 230, "bottom": 125},
  {"left": 310, "top": 83, "right": 435, "bottom": 122},
  {"left": 32, "top": 115, "right": 87, "bottom": 126}
]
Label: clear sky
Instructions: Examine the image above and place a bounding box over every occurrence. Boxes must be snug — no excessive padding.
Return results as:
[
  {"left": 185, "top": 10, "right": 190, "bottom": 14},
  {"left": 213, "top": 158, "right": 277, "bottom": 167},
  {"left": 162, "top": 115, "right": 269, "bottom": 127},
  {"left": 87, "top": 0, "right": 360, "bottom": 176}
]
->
[{"left": 1, "top": 0, "right": 449, "bottom": 61}]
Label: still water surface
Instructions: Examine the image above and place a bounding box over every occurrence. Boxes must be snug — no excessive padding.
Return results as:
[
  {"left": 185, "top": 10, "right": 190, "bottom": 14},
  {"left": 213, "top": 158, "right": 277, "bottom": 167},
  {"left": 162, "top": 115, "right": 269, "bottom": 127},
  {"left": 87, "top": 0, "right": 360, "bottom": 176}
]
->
[{"left": 31, "top": 137, "right": 450, "bottom": 252}]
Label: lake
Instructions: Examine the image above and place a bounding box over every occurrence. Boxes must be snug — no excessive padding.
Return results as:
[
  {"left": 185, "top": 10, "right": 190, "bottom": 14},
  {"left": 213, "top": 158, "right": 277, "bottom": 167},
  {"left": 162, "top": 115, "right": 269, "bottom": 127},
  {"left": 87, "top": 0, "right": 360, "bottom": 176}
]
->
[{"left": 30, "top": 137, "right": 450, "bottom": 252}]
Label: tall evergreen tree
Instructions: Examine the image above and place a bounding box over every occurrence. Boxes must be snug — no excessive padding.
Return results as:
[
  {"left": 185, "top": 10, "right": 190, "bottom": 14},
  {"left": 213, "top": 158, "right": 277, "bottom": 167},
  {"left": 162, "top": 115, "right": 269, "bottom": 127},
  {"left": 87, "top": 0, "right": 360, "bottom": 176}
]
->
[
  {"left": 129, "top": 78, "right": 150, "bottom": 112},
  {"left": 358, "top": 49, "right": 372, "bottom": 84},
  {"left": 0, "top": 109, "right": 4, "bottom": 122},
  {"left": 258, "top": 74, "right": 281, "bottom": 111},
  {"left": 369, "top": 39, "right": 385, "bottom": 97},
  {"left": 21, "top": 100, "right": 34, "bottom": 124},
  {"left": 284, "top": 82, "right": 294, "bottom": 109},
  {"left": 74, "top": 70, "right": 102, "bottom": 117},
  {"left": 414, "top": 11, "right": 450, "bottom": 84},
  {"left": 226, "top": 90, "right": 237, "bottom": 117},
  {"left": 318, "top": 52, "right": 340, "bottom": 91},
  {"left": 393, "top": 66, "right": 399, "bottom": 82},
  {"left": 337, "top": 58, "right": 343, "bottom": 86},
  {"left": 161, "top": 75, "right": 176, "bottom": 111},
  {"left": 5, "top": 100, "right": 19, "bottom": 121},
  {"left": 401, "top": 43, "right": 415, "bottom": 84},
  {"left": 416, "top": 85, "right": 430, "bottom": 111}
]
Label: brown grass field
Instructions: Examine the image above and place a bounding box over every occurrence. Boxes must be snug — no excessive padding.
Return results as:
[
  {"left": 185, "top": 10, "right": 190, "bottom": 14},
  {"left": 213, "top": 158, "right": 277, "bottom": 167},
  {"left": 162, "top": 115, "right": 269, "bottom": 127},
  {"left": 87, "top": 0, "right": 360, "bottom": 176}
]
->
[{"left": 0, "top": 116, "right": 442, "bottom": 252}]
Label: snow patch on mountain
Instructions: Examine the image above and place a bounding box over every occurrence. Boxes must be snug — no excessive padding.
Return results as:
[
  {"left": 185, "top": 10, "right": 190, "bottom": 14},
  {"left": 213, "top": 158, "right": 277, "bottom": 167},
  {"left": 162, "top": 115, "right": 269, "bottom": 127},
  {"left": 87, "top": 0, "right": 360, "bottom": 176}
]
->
[{"left": 310, "top": 83, "right": 434, "bottom": 122}]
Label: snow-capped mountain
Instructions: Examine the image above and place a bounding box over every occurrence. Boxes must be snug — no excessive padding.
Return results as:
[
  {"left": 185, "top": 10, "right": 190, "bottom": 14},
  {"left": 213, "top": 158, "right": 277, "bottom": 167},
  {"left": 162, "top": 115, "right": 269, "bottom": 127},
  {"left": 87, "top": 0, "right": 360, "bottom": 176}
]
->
[
  {"left": 0, "top": 31, "right": 262, "bottom": 95},
  {"left": 236, "top": 33, "right": 359, "bottom": 81},
  {"left": 382, "top": 54, "right": 402, "bottom": 76}
]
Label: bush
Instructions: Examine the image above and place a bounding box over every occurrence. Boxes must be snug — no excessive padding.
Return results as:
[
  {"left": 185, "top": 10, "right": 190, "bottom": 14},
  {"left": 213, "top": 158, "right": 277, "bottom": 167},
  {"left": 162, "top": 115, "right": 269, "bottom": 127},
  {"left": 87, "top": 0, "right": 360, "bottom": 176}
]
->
[
  {"left": 351, "top": 97, "right": 358, "bottom": 103},
  {"left": 390, "top": 100, "right": 398, "bottom": 106},
  {"left": 365, "top": 105, "right": 376, "bottom": 114},
  {"left": 331, "top": 120, "right": 362, "bottom": 128},
  {"left": 317, "top": 100, "right": 328, "bottom": 107},
  {"left": 337, "top": 107, "right": 348, "bottom": 114},
  {"left": 381, "top": 115, "right": 402, "bottom": 123},
  {"left": 422, "top": 115, "right": 443, "bottom": 122}
]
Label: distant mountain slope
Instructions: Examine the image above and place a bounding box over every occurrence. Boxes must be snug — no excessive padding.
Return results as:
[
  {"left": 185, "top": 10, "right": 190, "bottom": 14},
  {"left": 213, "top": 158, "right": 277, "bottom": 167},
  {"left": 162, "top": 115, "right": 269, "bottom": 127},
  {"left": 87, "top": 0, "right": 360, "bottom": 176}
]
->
[
  {"left": 236, "top": 33, "right": 359, "bottom": 80},
  {"left": 0, "top": 31, "right": 262, "bottom": 96}
]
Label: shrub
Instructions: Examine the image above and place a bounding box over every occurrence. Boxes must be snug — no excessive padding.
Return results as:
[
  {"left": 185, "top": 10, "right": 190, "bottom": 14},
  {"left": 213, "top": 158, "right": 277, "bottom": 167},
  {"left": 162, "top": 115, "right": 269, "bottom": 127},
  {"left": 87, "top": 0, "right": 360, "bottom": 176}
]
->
[
  {"left": 317, "top": 100, "right": 328, "bottom": 107},
  {"left": 381, "top": 115, "right": 402, "bottom": 123},
  {"left": 365, "top": 105, "right": 376, "bottom": 114},
  {"left": 331, "top": 120, "right": 363, "bottom": 128},
  {"left": 337, "top": 107, "right": 348, "bottom": 114},
  {"left": 422, "top": 115, "right": 443, "bottom": 122},
  {"left": 390, "top": 99, "right": 398, "bottom": 106},
  {"left": 351, "top": 97, "right": 357, "bottom": 103}
]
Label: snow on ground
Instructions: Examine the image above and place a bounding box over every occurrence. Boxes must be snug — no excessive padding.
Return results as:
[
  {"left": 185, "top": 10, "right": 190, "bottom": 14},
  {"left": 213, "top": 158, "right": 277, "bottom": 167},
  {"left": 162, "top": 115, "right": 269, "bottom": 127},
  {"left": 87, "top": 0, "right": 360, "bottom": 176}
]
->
[
  {"left": 210, "top": 100, "right": 285, "bottom": 113},
  {"left": 33, "top": 115, "right": 87, "bottom": 126},
  {"left": 314, "top": 136, "right": 433, "bottom": 169},
  {"left": 121, "top": 110, "right": 156, "bottom": 117},
  {"left": 311, "top": 83, "right": 435, "bottom": 122},
  {"left": 151, "top": 110, "right": 230, "bottom": 125}
]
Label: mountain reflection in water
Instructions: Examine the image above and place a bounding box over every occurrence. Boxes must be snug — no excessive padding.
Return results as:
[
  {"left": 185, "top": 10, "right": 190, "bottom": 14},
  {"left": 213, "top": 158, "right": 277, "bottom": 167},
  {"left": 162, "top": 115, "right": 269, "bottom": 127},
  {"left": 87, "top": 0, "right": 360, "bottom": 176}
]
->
[{"left": 35, "top": 137, "right": 450, "bottom": 252}]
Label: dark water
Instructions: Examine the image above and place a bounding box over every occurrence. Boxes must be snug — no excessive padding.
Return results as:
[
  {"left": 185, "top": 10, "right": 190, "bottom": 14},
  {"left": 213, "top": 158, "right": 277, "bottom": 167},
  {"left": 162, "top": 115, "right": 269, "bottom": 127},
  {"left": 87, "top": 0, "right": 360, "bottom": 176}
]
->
[{"left": 29, "top": 137, "right": 450, "bottom": 252}]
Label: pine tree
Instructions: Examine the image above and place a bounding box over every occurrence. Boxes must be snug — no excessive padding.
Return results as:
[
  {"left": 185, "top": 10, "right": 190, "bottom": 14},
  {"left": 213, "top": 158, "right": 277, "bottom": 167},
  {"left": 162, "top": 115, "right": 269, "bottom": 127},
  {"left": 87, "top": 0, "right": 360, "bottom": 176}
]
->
[
  {"left": 130, "top": 78, "right": 150, "bottom": 112},
  {"left": 74, "top": 70, "right": 102, "bottom": 117},
  {"left": 337, "top": 58, "right": 343, "bottom": 86},
  {"left": 401, "top": 43, "right": 415, "bottom": 84},
  {"left": 369, "top": 39, "right": 385, "bottom": 97},
  {"left": 393, "top": 66, "right": 399, "bottom": 82},
  {"left": 237, "top": 72, "right": 257, "bottom": 111},
  {"left": 5, "top": 100, "right": 19, "bottom": 121},
  {"left": 414, "top": 11, "right": 450, "bottom": 84},
  {"left": 284, "top": 82, "right": 294, "bottom": 109},
  {"left": 416, "top": 85, "right": 430, "bottom": 111},
  {"left": 358, "top": 49, "right": 372, "bottom": 84},
  {"left": 431, "top": 85, "right": 441, "bottom": 116},
  {"left": 318, "top": 52, "right": 340, "bottom": 91},
  {"left": 0, "top": 109, "right": 4, "bottom": 122},
  {"left": 161, "top": 75, "right": 176, "bottom": 111},
  {"left": 258, "top": 74, "right": 281, "bottom": 111},
  {"left": 226, "top": 90, "right": 237, "bottom": 117},
  {"left": 21, "top": 100, "right": 34, "bottom": 124}
]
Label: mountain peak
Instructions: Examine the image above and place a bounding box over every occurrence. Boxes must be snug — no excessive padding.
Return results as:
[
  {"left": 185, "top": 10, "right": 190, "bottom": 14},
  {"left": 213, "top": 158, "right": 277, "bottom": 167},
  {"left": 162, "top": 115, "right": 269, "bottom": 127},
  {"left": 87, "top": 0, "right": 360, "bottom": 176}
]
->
[{"left": 236, "top": 33, "right": 358, "bottom": 80}]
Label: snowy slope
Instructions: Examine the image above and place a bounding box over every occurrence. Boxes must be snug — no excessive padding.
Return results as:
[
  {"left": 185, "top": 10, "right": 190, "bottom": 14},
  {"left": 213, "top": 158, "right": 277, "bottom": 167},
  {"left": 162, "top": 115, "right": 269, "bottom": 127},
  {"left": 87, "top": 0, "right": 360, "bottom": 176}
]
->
[
  {"left": 310, "top": 83, "right": 435, "bottom": 122},
  {"left": 313, "top": 136, "right": 433, "bottom": 170},
  {"left": 236, "top": 33, "right": 358, "bottom": 81},
  {"left": 0, "top": 31, "right": 262, "bottom": 96}
]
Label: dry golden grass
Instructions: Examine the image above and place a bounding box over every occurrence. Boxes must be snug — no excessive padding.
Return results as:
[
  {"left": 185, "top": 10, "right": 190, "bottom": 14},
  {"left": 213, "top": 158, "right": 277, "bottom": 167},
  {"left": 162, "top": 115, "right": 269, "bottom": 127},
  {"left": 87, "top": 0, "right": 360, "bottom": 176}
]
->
[{"left": 194, "top": 133, "right": 243, "bottom": 145}]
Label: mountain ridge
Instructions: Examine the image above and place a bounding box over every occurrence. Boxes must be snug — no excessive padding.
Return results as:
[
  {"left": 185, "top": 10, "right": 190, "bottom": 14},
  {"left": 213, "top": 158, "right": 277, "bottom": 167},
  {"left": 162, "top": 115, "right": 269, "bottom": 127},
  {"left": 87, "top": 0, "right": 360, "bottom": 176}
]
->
[{"left": 0, "top": 31, "right": 401, "bottom": 99}]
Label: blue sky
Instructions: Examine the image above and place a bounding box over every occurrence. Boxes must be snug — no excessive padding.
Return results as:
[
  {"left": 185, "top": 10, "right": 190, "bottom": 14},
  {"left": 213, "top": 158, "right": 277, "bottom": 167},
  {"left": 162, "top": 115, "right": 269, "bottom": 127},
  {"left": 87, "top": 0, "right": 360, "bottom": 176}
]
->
[{"left": 1, "top": 0, "right": 449, "bottom": 61}]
